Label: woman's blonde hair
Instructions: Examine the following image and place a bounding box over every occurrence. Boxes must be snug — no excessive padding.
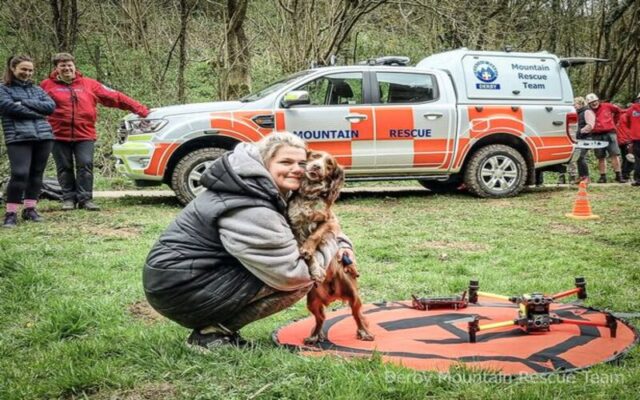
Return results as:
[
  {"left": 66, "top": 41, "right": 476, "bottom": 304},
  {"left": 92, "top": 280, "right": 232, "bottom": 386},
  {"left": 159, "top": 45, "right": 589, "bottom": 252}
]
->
[
  {"left": 574, "top": 96, "right": 586, "bottom": 107},
  {"left": 256, "top": 132, "right": 307, "bottom": 165}
]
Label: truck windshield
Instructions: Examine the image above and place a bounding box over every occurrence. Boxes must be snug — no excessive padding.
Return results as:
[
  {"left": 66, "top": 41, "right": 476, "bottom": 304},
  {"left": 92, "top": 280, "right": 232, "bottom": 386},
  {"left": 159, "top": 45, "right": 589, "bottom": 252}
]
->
[{"left": 240, "top": 70, "right": 313, "bottom": 102}]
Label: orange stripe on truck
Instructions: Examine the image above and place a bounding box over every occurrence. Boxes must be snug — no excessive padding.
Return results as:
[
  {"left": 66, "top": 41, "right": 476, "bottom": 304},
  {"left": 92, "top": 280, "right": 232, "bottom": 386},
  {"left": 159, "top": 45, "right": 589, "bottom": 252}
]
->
[
  {"left": 210, "top": 111, "right": 273, "bottom": 141},
  {"left": 537, "top": 148, "right": 573, "bottom": 163},
  {"left": 538, "top": 136, "right": 573, "bottom": 147},
  {"left": 536, "top": 136, "right": 574, "bottom": 162},
  {"left": 308, "top": 141, "right": 352, "bottom": 167},
  {"left": 439, "top": 139, "right": 455, "bottom": 169},
  {"left": 413, "top": 139, "right": 450, "bottom": 166},
  {"left": 210, "top": 118, "right": 264, "bottom": 142},
  {"left": 525, "top": 136, "right": 574, "bottom": 163},
  {"left": 144, "top": 142, "right": 179, "bottom": 176},
  {"left": 232, "top": 110, "right": 275, "bottom": 136},
  {"left": 467, "top": 106, "right": 524, "bottom": 138},
  {"left": 452, "top": 138, "right": 470, "bottom": 169},
  {"left": 349, "top": 107, "right": 374, "bottom": 140},
  {"left": 375, "top": 107, "right": 413, "bottom": 140},
  {"left": 275, "top": 111, "right": 285, "bottom": 131}
]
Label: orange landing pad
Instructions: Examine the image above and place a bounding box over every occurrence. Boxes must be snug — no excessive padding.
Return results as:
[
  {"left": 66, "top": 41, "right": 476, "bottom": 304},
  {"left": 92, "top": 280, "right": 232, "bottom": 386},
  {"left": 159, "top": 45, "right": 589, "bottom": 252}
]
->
[{"left": 273, "top": 297, "right": 637, "bottom": 376}]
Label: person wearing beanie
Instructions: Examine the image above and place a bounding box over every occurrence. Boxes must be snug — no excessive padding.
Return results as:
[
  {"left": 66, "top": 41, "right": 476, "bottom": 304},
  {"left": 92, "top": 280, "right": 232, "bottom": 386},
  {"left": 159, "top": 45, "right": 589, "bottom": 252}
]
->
[{"left": 585, "top": 93, "right": 626, "bottom": 183}]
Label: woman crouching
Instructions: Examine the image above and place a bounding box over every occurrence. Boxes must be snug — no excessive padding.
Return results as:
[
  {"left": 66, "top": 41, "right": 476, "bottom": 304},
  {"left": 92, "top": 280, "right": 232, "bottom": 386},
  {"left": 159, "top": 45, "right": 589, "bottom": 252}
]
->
[{"left": 143, "top": 132, "right": 353, "bottom": 350}]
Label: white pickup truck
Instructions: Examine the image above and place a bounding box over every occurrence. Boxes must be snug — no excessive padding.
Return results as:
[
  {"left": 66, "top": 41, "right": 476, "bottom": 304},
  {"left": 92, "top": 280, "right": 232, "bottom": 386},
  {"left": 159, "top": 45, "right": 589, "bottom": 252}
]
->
[{"left": 113, "top": 48, "right": 577, "bottom": 204}]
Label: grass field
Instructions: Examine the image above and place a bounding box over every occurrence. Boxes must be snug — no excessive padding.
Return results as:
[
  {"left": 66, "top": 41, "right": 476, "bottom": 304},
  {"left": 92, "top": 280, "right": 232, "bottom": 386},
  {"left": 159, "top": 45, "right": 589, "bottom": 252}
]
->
[{"left": 1, "top": 184, "right": 639, "bottom": 399}]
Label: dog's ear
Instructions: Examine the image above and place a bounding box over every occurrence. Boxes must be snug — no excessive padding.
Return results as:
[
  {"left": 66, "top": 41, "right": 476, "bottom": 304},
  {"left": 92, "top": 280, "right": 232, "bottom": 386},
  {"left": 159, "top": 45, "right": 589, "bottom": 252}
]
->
[{"left": 326, "top": 162, "right": 345, "bottom": 204}]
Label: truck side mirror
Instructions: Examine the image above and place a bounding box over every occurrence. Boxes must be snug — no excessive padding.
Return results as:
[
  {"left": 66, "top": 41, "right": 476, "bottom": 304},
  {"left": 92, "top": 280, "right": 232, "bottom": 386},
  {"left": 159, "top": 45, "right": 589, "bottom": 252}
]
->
[{"left": 282, "top": 90, "right": 311, "bottom": 108}]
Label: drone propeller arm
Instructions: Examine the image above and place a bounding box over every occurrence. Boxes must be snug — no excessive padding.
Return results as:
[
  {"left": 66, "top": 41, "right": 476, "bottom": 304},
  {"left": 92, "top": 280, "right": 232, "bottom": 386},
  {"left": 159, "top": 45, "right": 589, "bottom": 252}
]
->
[
  {"left": 478, "top": 319, "right": 518, "bottom": 331},
  {"left": 551, "top": 288, "right": 582, "bottom": 300},
  {"left": 468, "top": 317, "right": 517, "bottom": 343},
  {"left": 477, "top": 291, "right": 512, "bottom": 302},
  {"left": 553, "top": 315, "right": 617, "bottom": 338}
]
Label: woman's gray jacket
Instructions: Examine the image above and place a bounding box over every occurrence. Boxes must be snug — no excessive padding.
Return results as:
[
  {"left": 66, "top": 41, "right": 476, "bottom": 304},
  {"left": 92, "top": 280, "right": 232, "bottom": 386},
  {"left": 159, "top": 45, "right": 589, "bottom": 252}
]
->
[{"left": 143, "top": 143, "right": 344, "bottom": 329}]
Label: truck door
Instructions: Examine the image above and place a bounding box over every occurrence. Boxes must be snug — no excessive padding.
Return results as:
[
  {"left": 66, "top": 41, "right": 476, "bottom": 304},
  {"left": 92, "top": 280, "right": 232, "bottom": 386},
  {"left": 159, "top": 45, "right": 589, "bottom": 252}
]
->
[
  {"left": 279, "top": 71, "right": 374, "bottom": 170},
  {"left": 373, "top": 71, "right": 455, "bottom": 171}
]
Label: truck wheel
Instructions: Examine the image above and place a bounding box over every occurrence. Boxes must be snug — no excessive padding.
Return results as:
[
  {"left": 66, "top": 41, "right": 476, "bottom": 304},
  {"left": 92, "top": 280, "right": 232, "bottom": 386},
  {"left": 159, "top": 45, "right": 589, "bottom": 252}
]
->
[
  {"left": 464, "top": 144, "right": 527, "bottom": 198},
  {"left": 171, "top": 147, "right": 227, "bottom": 205}
]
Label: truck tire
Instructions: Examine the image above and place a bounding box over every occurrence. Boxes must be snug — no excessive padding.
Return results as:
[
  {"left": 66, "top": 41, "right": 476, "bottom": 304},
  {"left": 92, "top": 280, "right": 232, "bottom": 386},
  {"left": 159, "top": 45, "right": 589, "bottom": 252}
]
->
[
  {"left": 464, "top": 144, "right": 527, "bottom": 198},
  {"left": 171, "top": 147, "right": 227, "bottom": 205}
]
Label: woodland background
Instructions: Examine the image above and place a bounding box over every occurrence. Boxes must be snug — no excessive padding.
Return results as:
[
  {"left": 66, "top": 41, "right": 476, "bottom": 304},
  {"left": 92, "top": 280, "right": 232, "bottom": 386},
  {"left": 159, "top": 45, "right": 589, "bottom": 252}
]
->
[{"left": 1, "top": 0, "right": 639, "bottom": 177}]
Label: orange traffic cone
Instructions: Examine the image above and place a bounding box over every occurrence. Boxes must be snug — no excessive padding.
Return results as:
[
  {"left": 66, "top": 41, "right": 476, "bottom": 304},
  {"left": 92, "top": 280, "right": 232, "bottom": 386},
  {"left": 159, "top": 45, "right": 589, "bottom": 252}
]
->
[{"left": 565, "top": 180, "right": 600, "bottom": 220}]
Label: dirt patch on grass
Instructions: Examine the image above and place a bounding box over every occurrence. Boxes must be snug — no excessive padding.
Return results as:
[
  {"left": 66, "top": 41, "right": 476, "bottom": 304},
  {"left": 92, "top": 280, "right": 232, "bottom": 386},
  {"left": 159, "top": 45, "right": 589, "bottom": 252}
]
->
[
  {"left": 485, "top": 199, "right": 514, "bottom": 208},
  {"left": 83, "top": 226, "right": 142, "bottom": 238},
  {"left": 90, "top": 382, "right": 177, "bottom": 400},
  {"left": 128, "top": 300, "right": 163, "bottom": 324},
  {"left": 413, "top": 240, "right": 489, "bottom": 252},
  {"left": 338, "top": 204, "right": 380, "bottom": 213},
  {"left": 549, "top": 222, "right": 591, "bottom": 235}
]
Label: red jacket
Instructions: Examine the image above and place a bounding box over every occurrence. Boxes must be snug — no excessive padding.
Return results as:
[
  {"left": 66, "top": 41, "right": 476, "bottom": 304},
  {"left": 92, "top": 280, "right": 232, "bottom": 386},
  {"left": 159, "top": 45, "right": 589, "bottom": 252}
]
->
[
  {"left": 626, "top": 103, "right": 640, "bottom": 141},
  {"left": 616, "top": 111, "right": 631, "bottom": 145},
  {"left": 591, "top": 102, "right": 622, "bottom": 134},
  {"left": 40, "top": 71, "right": 149, "bottom": 141}
]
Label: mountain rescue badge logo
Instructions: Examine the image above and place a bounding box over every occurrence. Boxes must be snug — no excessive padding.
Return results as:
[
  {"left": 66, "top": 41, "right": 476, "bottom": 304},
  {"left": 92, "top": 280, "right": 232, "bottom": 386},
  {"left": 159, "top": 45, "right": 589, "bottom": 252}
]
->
[{"left": 473, "top": 61, "right": 500, "bottom": 89}]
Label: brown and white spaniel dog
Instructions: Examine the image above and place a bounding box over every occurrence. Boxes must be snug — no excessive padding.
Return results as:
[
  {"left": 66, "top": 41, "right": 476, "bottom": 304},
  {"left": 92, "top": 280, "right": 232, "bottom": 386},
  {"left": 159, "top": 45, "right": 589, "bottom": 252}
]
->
[
  {"left": 288, "top": 150, "right": 374, "bottom": 344},
  {"left": 288, "top": 150, "right": 344, "bottom": 283}
]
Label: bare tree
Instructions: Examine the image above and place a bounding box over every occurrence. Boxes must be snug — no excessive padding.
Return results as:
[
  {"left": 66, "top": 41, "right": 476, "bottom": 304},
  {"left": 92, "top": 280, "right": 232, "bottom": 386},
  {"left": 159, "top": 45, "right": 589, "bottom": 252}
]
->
[
  {"left": 49, "top": 0, "right": 79, "bottom": 52},
  {"left": 177, "top": 0, "right": 200, "bottom": 102},
  {"left": 219, "top": 0, "right": 251, "bottom": 99},
  {"left": 256, "top": 0, "right": 388, "bottom": 73},
  {"left": 592, "top": 0, "right": 640, "bottom": 99}
]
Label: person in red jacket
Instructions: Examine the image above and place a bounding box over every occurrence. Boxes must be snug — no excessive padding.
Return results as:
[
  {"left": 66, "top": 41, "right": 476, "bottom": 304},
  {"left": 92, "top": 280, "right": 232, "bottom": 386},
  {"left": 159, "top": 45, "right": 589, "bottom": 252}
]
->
[
  {"left": 585, "top": 93, "right": 625, "bottom": 183},
  {"left": 616, "top": 106, "right": 633, "bottom": 181},
  {"left": 626, "top": 93, "right": 640, "bottom": 186},
  {"left": 41, "top": 53, "right": 149, "bottom": 211}
]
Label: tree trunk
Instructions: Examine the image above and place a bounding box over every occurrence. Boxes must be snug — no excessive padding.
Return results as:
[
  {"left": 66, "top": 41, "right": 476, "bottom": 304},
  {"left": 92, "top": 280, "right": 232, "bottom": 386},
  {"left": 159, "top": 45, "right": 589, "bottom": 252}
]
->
[
  {"left": 49, "top": 0, "right": 79, "bottom": 52},
  {"left": 177, "top": 0, "right": 190, "bottom": 103},
  {"left": 222, "top": 0, "right": 251, "bottom": 100},
  {"left": 592, "top": 0, "right": 639, "bottom": 99}
]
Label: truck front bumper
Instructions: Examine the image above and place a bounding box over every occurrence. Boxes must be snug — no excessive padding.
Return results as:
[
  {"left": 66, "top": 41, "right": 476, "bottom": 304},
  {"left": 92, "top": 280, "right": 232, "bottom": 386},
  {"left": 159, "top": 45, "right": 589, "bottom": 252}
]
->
[{"left": 112, "top": 140, "right": 163, "bottom": 182}]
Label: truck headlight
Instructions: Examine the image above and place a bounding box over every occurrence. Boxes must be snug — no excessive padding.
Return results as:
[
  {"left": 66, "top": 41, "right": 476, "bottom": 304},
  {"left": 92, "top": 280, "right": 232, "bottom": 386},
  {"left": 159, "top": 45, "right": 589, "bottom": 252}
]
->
[{"left": 128, "top": 119, "right": 168, "bottom": 134}]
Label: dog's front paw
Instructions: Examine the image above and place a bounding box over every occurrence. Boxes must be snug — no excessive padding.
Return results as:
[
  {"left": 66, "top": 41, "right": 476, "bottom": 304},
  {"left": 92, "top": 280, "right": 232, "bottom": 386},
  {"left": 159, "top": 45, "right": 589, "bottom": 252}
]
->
[
  {"left": 303, "top": 332, "right": 326, "bottom": 345},
  {"left": 300, "top": 244, "right": 315, "bottom": 260},
  {"left": 310, "top": 268, "right": 326, "bottom": 284},
  {"left": 357, "top": 329, "right": 375, "bottom": 341}
]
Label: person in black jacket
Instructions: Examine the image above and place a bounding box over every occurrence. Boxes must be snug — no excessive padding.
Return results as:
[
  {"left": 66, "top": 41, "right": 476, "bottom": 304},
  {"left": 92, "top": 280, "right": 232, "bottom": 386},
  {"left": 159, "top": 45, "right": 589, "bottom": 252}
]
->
[
  {"left": 0, "top": 55, "right": 55, "bottom": 228},
  {"left": 143, "top": 132, "right": 354, "bottom": 350},
  {"left": 574, "top": 96, "right": 595, "bottom": 182}
]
